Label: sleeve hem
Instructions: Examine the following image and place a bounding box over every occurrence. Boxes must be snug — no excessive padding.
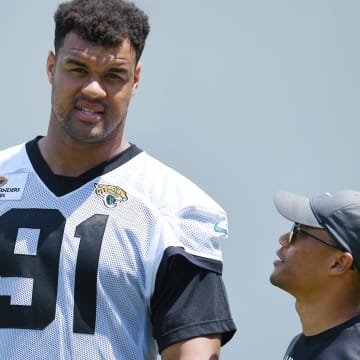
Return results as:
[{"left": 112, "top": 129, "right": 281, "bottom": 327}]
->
[{"left": 157, "top": 318, "right": 237, "bottom": 353}]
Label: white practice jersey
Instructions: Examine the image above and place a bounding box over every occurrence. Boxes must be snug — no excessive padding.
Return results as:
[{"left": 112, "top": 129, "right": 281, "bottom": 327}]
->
[{"left": 0, "top": 138, "right": 236, "bottom": 359}]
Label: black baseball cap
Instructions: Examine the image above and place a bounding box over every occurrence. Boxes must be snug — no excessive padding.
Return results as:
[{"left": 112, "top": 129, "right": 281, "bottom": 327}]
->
[{"left": 274, "top": 190, "right": 360, "bottom": 269}]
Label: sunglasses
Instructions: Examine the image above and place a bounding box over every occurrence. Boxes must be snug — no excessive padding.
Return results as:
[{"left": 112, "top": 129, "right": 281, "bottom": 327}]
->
[{"left": 289, "top": 223, "right": 346, "bottom": 252}]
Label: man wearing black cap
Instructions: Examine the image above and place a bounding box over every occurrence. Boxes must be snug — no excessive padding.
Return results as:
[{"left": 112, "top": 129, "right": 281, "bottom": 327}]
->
[{"left": 270, "top": 190, "right": 360, "bottom": 360}]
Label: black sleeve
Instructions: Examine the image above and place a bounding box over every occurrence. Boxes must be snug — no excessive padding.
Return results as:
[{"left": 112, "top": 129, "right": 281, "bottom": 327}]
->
[{"left": 150, "top": 246, "right": 236, "bottom": 353}]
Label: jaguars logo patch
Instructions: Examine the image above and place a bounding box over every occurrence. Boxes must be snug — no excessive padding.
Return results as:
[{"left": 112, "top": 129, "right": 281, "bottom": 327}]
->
[{"left": 94, "top": 183, "right": 128, "bottom": 208}]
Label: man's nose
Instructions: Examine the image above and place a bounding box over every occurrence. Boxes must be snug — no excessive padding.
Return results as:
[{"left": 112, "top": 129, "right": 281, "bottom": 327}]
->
[
  {"left": 81, "top": 79, "right": 106, "bottom": 99},
  {"left": 279, "top": 232, "right": 290, "bottom": 248}
]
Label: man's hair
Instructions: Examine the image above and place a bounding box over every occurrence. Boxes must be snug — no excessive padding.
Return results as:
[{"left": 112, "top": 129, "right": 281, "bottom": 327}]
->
[{"left": 54, "top": 0, "right": 150, "bottom": 63}]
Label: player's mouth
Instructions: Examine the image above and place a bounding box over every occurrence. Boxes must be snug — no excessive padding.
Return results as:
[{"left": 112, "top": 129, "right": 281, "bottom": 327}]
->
[
  {"left": 80, "top": 107, "right": 103, "bottom": 115},
  {"left": 74, "top": 101, "right": 105, "bottom": 122},
  {"left": 74, "top": 107, "right": 104, "bottom": 122},
  {"left": 273, "top": 251, "right": 285, "bottom": 266}
]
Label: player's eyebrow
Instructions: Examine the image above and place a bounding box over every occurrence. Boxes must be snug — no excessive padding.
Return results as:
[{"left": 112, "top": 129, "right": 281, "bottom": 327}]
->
[
  {"left": 64, "top": 58, "right": 130, "bottom": 73},
  {"left": 106, "top": 66, "right": 130, "bottom": 74},
  {"left": 64, "top": 58, "right": 87, "bottom": 67}
]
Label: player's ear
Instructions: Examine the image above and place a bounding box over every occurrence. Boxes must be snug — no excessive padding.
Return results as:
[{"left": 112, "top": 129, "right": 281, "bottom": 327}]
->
[
  {"left": 47, "top": 51, "right": 56, "bottom": 84},
  {"left": 132, "top": 62, "right": 142, "bottom": 96},
  {"left": 330, "top": 252, "right": 354, "bottom": 274}
]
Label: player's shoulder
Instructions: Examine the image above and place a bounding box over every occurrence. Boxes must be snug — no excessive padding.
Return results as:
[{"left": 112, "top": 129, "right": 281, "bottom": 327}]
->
[
  {"left": 0, "top": 142, "right": 25, "bottom": 158},
  {"left": 130, "top": 151, "right": 225, "bottom": 213},
  {"left": 131, "top": 151, "right": 206, "bottom": 194},
  {"left": 0, "top": 141, "right": 28, "bottom": 172}
]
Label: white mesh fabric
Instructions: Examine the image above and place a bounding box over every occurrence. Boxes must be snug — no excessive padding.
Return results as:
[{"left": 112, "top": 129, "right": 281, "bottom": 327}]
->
[{"left": 0, "top": 144, "right": 227, "bottom": 359}]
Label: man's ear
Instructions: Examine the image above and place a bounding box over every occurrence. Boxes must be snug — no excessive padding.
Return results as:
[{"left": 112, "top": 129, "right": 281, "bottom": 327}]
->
[
  {"left": 132, "top": 62, "right": 142, "bottom": 96},
  {"left": 330, "top": 252, "right": 354, "bottom": 274},
  {"left": 47, "top": 51, "right": 56, "bottom": 84}
]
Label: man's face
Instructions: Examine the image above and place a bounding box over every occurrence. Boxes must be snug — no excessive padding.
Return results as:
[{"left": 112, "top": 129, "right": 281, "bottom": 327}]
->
[
  {"left": 270, "top": 225, "right": 338, "bottom": 298},
  {"left": 47, "top": 32, "right": 141, "bottom": 143}
]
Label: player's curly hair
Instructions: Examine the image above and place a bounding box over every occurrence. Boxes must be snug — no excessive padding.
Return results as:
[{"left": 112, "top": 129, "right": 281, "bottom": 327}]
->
[{"left": 54, "top": 0, "right": 150, "bottom": 63}]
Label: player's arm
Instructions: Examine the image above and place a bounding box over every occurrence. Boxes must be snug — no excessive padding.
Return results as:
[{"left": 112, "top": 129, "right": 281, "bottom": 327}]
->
[
  {"left": 151, "top": 247, "right": 236, "bottom": 357},
  {"left": 161, "top": 334, "right": 221, "bottom": 360}
]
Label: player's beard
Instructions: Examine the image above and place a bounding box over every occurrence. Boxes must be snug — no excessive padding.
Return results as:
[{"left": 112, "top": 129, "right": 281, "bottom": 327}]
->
[
  {"left": 269, "top": 266, "right": 289, "bottom": 291},
  {"left": 51, "top": 98, "right": 126, "bottom": 144},
  {"left": 269, "top": 272, "right": 278, "bottom": 287}
]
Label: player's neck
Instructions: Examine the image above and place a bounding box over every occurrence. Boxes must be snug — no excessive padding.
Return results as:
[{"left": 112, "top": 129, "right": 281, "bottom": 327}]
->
[
  {"left": 38, "top": 133, "right": 130, "bottom": 177},
  {"left": 295, "top": 298, "right": 360, "bottom": 336}
]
